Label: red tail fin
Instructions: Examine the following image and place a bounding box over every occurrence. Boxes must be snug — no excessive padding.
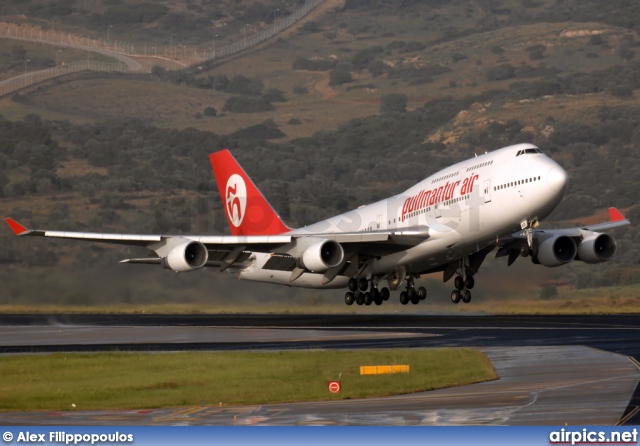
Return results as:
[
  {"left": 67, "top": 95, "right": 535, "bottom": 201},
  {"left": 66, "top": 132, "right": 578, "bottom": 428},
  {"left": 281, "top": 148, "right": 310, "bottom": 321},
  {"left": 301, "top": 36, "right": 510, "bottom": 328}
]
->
[{"left": 209, "top": 150, "right": 291, "bottom": 236}]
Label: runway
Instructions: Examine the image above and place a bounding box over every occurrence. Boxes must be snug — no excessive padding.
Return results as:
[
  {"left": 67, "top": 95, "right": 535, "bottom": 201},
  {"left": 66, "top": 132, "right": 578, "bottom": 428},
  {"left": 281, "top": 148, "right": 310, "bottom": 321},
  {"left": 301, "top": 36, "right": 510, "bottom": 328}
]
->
[{"left": 1, "top": 314, "right": 639, "bottom": 425}]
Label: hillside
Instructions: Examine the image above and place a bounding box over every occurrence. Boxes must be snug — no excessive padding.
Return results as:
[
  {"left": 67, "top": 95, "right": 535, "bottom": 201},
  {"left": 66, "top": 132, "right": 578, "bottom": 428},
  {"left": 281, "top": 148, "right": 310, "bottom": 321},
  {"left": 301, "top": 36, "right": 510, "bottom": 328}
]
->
[{"left": 0, "top": 0, "right": 639, "bottom": 310}]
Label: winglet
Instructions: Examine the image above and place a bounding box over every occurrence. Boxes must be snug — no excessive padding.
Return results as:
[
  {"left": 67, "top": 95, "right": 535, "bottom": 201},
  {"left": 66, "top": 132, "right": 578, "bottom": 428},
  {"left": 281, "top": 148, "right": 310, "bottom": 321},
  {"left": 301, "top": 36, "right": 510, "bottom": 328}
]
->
[
  {"left": 5, "top": 218, "right": 28, "bottom": 236},
  {"left": 608, "top": 207, "right": 625, "bottom": 222}
]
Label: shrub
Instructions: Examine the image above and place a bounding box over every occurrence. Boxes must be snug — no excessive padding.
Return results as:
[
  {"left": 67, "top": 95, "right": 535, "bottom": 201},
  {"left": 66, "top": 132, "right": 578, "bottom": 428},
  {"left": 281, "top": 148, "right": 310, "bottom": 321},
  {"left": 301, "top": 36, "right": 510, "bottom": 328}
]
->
[
  {"left": 203, "top": 107, "right": 217, "bottom": 117},
  {"left": 485, "top": 64, "right": 515, "bottom": 81},
  {"left": 329, "top": 69, "right": 353, "bottom": 86},
  {"left": 222, "top": 96, "right": 274, "bottom": 113},
  {"left": 262, "top": 88, "right": 287, "bottom": 103},
  {"left": 226, "top": 75, "right": 264, "bottom": 96},
  {"left": 351, "top": 46, "right": 383, "bottom": 69},
  {"left": 527, "top": 44, "right": 547, "bottom": 60},
  {"left": 368, "top": 59, "right": 388, "bottom": 77},
  {"left": 302, "top": 21, "right": 320, "bottom": 33},
  {"left": 380, "top": 93, "right": 407, "bottom": 114},
  {"left": 293, "top": 85, "right": 309, "bottom": 95}
]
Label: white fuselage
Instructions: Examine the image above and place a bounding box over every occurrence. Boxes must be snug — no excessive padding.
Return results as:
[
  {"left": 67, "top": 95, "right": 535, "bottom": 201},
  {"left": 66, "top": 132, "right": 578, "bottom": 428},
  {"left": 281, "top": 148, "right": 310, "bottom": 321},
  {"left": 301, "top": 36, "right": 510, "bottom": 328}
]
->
[{"left": 227, "top": 144, "right": 569, "bottom": 288}]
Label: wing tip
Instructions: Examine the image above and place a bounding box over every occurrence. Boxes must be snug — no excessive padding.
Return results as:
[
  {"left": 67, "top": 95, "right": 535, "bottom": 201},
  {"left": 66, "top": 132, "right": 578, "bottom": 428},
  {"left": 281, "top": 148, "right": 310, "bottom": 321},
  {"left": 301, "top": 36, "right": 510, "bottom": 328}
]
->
[
  {"left": 608, "top": 207, "right": 626, "bottom": 222},
  {"left": 5, "top": 218, "right": 28, "bottom": 236}
]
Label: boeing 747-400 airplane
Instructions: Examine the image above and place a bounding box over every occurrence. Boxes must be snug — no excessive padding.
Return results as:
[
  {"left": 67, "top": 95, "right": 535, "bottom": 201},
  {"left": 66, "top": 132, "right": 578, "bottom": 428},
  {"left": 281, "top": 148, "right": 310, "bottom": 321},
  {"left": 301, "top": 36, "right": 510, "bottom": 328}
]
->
[{"left": 5, "top": 143, "right": 630, "bottom": 306}]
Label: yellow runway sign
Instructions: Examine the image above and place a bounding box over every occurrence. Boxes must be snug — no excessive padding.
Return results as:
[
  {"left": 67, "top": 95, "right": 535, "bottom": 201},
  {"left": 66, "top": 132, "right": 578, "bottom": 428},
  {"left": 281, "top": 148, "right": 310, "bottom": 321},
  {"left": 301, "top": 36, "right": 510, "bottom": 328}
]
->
[{"left": 359, "top": 365, "right": 410, "bottom": 375}]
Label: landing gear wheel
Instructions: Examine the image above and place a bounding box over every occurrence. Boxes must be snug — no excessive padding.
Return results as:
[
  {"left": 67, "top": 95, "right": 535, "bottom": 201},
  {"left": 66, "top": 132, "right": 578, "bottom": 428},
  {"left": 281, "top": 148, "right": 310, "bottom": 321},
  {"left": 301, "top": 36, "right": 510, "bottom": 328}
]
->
[
  {"left": 364, "top": 292, "right": 372, "bottom": 306},
  {"left": 464, "top": 276, "right": 475, "bottom": 290},
  {"left": 451, "top": 290, "right": 461, "bottom": 304},
  {"left": 520, "top": 245, "right": 531, "bottom": 257},
  {"left": 348, "top": 278, "right": 358, "bottom": 292},
  {"left": 371, "top": 288, "right": 382, "bottom": 305},
  {"left": 417, "top": 286, "right": 427, "bottom": 300},
  {"left": 454, "top": 276, "right": 464, "bottom": 290},
  {"left": 410, "top": 292, "right": 420, "bottom": 305},
  {"left": 381, "top": 287, "right": 390, "bottom": 301},
  {"left": 358, "top": 278, "right": 368, "bottom": 292},
  {"left": 356, "top": 293, "right": 364, "bottom": 305},
  {"left": 461, "top": 289, "right": 472, "bottom": 303},
  {"left": 407, "top": 288, "right": 416, "bottom": 301},
  {"left": 344, "top": 292, "right": 355, "bottom": 306},
  {"left": 399, "top": 291, "right": 409, "bottom": 305}
]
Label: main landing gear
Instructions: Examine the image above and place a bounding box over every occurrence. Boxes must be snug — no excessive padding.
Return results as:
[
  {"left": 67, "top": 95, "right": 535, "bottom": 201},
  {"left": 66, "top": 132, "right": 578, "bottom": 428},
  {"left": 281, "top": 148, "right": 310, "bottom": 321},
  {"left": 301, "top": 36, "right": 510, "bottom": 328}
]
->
[
  {"left": 398, "top": 276, "right": 427, "bottom": 306},
  {"left": 450, "top": 274, "right": 474, "bottom": 304},
  {"left": 344, "top": 277, "right": 390, "bottom": 306}
]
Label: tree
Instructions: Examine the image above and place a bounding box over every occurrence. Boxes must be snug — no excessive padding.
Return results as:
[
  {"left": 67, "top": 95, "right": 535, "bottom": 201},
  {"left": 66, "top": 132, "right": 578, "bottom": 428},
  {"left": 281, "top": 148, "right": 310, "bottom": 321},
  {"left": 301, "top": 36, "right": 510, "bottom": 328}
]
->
[
  {"left": 380, "top": 93, "right": 407, "bottom": 114},
  {"left": 329, "top": 69, "right": 353, "bottom": 86}
]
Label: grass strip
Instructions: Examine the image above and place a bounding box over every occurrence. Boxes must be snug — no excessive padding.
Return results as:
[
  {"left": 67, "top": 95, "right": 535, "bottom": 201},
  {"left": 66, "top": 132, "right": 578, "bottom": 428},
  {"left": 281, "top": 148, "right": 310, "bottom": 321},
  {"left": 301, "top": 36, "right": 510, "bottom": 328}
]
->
[{"left": 0, "top": 349, "right": 497, "bottom": 411}]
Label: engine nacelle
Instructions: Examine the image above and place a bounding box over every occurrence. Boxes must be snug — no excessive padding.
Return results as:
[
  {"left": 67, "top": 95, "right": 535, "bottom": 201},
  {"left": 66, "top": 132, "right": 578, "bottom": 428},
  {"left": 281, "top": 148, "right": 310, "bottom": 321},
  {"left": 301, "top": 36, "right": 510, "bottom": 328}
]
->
[
  {"left": 577, "top": 233, "right": 617, "bottom": 264},
  {"left": 161, "top": 241, "right": 208, "bottom": 272},
  {"left": 537, "top": 235, "right": 577, "bottom": 267},
  {"left": 300, "top": 240, "right": 344, "bottom": 273}
]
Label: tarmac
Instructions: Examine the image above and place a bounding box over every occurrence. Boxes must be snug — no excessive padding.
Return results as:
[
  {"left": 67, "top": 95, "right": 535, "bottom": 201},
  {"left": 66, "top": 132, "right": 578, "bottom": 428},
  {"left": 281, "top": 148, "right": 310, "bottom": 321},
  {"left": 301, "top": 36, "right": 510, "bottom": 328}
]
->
[{"left": 1, "top": 314, "right": 639, "bottom": 425}]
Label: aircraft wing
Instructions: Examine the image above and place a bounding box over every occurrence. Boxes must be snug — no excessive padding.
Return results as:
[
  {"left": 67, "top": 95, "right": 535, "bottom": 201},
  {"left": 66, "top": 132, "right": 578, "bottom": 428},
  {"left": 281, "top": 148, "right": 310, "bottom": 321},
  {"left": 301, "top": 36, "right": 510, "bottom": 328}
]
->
[
  {"left": 4, "top": 218, "right": 431, "bottom": 272},
  {"left": 510, "top": 208, "right": 630, "bottom": 240},
  {"left": 496, "top": 208, "right": 630, "bottom": 266}
]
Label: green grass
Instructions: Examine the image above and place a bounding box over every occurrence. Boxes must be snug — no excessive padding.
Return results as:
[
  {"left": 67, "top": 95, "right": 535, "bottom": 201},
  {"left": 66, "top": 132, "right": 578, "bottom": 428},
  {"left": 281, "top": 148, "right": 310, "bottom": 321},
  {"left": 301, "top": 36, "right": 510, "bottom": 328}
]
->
[
  {"left": 0, "top": 349, "right": 497, "bottom": 411},
  {"left": 0, "top": 282, "right": 639, "bottom": 315}
]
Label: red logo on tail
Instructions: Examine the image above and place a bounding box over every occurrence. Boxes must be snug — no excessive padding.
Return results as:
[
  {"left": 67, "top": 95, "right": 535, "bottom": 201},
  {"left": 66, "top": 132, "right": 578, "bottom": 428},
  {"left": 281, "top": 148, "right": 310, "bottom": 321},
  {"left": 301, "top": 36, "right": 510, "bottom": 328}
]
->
[{"left": 225, "top": 174, "right": 247, "bottom": 227}]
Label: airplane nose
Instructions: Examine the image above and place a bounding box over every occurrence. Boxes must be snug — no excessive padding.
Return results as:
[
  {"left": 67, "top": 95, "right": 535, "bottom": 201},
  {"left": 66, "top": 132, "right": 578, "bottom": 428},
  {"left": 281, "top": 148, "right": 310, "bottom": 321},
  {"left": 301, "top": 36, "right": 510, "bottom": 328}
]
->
[{"left": 547, "top": 166, "right": 568, "bottom": 195}]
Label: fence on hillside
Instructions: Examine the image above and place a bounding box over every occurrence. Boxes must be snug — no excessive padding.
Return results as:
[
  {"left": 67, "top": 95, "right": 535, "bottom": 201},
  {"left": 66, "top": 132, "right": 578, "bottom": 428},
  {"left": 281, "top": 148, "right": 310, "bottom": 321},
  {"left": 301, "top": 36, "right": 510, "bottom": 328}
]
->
[
  {"left": 0, "top": 0, "right": 328, "bottom": 98},
  {"left": 205, "top": 0, "right": 326, "bottom": 61}
]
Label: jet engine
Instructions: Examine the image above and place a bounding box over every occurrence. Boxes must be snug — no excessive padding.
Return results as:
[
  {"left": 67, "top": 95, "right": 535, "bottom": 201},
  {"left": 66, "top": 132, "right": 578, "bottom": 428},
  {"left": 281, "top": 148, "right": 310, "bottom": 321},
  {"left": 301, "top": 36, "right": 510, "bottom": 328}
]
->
[
  {"left": 161, "top": 241, "right": 209, "bottom": 272},
  {"left": 299, "top": 240, "right": 344, "bottom": 273},
  {"left": 537, "top": 235, "right": 577, "bottom": 267},
  {"left": 577, "top": 233, "right": 617, "bottom": 264}
]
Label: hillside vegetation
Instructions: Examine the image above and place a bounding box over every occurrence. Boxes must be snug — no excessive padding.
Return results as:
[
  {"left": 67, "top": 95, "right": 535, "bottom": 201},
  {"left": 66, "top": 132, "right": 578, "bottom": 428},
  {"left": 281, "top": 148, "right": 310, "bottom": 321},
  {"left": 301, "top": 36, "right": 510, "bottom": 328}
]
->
[{"left": 0, "top": 0, "right": 639, "bottom": 309}]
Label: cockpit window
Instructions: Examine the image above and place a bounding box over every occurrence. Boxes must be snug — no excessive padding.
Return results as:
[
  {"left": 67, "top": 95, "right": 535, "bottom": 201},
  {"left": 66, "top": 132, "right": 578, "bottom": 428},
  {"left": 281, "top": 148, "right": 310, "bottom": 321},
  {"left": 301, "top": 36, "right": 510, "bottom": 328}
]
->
[{"left": 516, "top": 148, "right": 543, "bottom": 156}]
